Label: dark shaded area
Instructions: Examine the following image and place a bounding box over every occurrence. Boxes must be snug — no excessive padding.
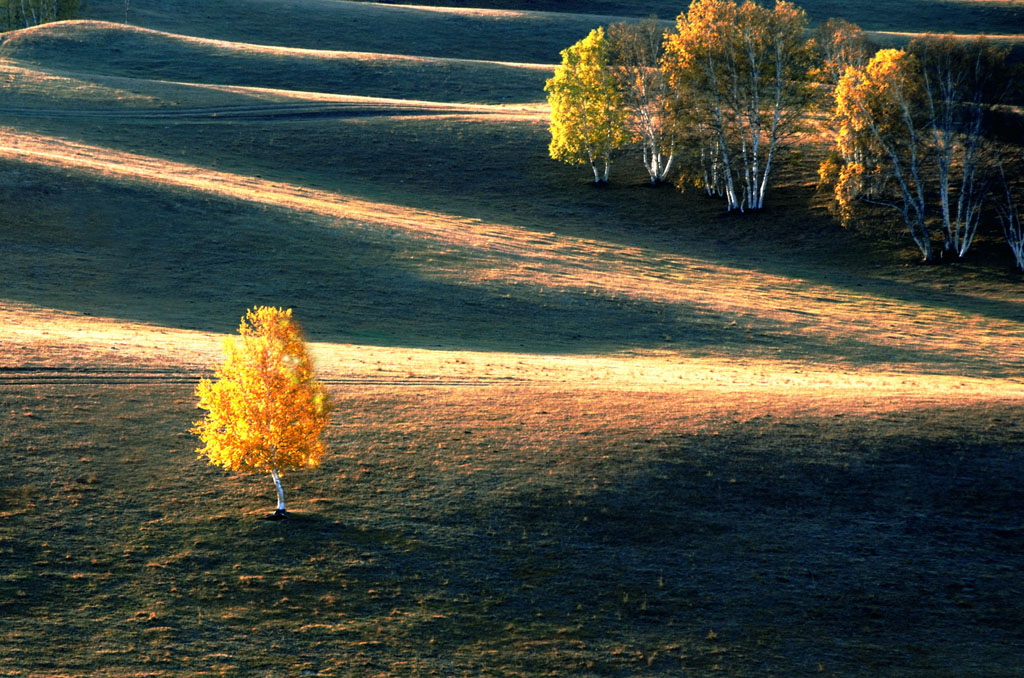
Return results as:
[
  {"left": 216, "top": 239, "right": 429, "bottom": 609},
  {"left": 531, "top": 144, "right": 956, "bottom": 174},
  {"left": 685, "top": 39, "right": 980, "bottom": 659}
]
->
[
  {"left": 2, "top": 158, "right": 1023, "bottom": 377},
  {"left": 3, "top": 389, "right": 1022, "bottom": 675},
  {"left": 0, "top": 23, "right": 551, "bottom": 105}
]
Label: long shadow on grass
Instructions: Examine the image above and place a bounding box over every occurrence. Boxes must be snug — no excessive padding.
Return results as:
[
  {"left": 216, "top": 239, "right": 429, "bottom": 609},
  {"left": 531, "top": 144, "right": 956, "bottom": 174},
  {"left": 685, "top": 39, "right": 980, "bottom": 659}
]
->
[
  {"left": 368, "top": 408, "right": 1024, "bottom": 674},
  {"left": 12, "top": 111, "right": 1024, "bottom": 358},
  {"left": 3, "top": 388, "right": 1022, "bottom": 675},
  {"left": 155, "top": 407, "right": 1023, "bottom": 675},
  {"left": 0, "top": 22, "right": 551, "bottom": 105},
  {"left": 1, "top": 162, "right": 1014, "bottom": 374}
]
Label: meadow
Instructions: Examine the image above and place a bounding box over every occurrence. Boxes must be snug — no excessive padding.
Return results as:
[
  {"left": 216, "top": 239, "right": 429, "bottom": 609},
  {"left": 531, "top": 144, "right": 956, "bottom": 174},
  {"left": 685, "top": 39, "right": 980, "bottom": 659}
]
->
[{"left": 1, "top": 0, "right": 1023, "bottom": 675}]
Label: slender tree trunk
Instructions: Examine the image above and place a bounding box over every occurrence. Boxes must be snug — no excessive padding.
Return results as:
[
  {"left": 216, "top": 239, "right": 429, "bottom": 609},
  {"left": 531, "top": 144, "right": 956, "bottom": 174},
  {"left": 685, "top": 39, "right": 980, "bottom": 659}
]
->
[
  {"left": 270, "top": 468, "right": 286, "bottom": 514},
  {"left": 997, "top": 157, "right": 1024, "bottom": 270},
  {"left": 658, "top": 152, "right": 675, "bottom": 183}
]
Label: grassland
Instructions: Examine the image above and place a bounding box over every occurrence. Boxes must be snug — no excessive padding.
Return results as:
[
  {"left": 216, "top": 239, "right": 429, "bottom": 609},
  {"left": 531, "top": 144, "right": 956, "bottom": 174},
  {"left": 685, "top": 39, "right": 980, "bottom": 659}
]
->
[{"left": 1, "top": 0, "right": 1024, "bottom": 675}]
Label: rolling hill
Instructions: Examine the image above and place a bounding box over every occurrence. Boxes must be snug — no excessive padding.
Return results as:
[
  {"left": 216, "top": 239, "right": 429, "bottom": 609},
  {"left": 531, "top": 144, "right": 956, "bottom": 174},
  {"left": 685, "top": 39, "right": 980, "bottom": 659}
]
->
[{"left": 1, "top": 0, "right": 1023, "bottom": 676}]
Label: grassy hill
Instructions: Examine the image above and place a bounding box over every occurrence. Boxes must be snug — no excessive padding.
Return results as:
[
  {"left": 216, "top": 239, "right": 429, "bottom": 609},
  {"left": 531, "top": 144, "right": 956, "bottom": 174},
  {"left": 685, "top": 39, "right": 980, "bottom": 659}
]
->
[{"left": 1, "top": 1, "right": 1023, "bottom": 676}]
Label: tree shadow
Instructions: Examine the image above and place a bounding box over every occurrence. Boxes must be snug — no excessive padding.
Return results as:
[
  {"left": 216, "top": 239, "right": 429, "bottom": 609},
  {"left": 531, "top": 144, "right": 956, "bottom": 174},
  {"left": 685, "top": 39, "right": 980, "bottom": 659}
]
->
[
  {"left": 3, "top": 160, "right": 1015, "bottom": 375},
  {"left": 432, "top": 406, "right": 1024, "bottom": 673}
]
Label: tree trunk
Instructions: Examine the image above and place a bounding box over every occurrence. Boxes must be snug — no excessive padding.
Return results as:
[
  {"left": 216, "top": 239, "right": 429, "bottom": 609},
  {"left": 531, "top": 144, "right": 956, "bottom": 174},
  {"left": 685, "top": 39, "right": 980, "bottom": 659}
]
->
[{"left": 270, "top": 468, "right": 286, "bottom": 515}]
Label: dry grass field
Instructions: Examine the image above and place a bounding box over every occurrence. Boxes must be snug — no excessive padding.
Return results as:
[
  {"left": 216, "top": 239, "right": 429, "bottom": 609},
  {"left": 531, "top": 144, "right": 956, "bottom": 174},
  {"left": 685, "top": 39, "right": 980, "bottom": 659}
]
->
[{"left": 2, "top": 0, "right": 1024, "bottom": 675}]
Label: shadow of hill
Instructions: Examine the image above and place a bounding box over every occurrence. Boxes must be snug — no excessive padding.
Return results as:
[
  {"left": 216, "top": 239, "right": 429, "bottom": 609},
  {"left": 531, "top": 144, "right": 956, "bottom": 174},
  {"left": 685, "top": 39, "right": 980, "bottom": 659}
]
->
[
  {"left": 460, "top": 405, "right": 1024, "bottom": 673},
  {"left": 16, "top": 108, "right": 1020, "bottom": 341},
  {"left": 0, "top": 22, "right": 551, "bottom": 105},
  {"left": 77, "top": 0, "right": 1024, "bottom": 56},
  {"left": 2, "top": 159, "right": 994, "bottom": 373}
]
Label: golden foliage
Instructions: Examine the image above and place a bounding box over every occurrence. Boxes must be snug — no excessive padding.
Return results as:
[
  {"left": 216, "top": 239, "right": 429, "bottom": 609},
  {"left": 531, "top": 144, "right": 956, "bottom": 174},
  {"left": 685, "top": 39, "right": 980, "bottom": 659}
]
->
[
  {"left": 824, "top": 50, "right": 925, "bottom": 221},
  {"left": 192, "top": 306, "right": 331, "bottom": 475},
  {"left": 661, "top": 0, "right": 815, "bottom": 209},
  {"left": 544, "top": 27, "right": 630, "bottom": 177}
]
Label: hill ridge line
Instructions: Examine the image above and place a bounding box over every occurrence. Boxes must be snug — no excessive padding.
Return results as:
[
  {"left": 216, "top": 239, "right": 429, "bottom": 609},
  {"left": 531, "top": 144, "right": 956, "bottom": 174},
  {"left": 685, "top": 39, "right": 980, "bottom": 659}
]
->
[{"left": 2, "top": 20, "right": 557, "bottom": 70}]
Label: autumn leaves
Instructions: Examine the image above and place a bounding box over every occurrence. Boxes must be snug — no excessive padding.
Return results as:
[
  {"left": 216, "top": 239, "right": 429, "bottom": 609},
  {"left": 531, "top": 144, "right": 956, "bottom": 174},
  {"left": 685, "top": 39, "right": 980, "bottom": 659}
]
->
[
  {"left": 547, "top": 0, "right": 1020, "bottom": 265},
  {"left": 193, "top": 307, "right": 331, "bottom": 517},
  {"left": 545, "top": 0, "right": 815, "bottom": 212},
  {"left": 824, "top": 36, "right": 1012, "bottom": 263}
]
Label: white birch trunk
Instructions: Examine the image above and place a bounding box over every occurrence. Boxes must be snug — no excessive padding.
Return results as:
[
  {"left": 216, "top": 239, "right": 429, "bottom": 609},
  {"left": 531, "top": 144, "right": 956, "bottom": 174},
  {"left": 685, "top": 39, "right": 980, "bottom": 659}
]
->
[
  {"left": 658, "top": 152, "right": 675, "bottom": 183},
  {"left": 271, "top": 468, "right": 285, "bottom": 513},
  {"left": 998, "top": 158, "right": 1024, "bottom": 270}
]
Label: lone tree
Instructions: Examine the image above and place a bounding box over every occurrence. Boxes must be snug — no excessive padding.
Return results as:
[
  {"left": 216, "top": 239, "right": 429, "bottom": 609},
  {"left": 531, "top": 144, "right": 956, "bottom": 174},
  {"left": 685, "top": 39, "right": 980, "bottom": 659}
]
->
[{"left": 193, "top": 307, "right": 331, "bottom": 519}]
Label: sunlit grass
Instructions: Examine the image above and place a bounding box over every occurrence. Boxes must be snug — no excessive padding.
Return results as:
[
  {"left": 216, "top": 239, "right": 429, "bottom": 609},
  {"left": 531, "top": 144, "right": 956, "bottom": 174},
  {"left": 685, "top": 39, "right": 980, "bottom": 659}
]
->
[
  {"left": 0, "top": 20, "right": 553, "bottom": 104},
  {"left": 2, "top": 126, "right": 1022, "bottom": 379},
  {"left": 2, "top": 1, "right": 1024, "bottom": 674}
]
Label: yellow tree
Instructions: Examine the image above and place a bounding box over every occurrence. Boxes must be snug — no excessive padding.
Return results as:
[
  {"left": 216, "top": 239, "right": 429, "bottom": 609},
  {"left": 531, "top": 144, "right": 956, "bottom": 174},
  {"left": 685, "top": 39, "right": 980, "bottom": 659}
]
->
[
  {"left": 662, "top": 0, "right": 815, "bottom": 210},
  {"left": 815, "top": 18, "right": 870, "bottom": 88},
  {"left": 546, "top": 27, "right": 630, "bottom": 183},
  {"left": 193, "top": 306, "right": 331, "bottom": 519},
  {"left": 826, "top": 49, "right": 933, "bottom": 260}
]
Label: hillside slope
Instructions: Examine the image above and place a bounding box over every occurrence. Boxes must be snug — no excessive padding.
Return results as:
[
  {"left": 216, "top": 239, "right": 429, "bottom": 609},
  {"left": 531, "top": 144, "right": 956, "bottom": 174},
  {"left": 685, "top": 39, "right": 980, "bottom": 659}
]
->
[
  {"left": 77, "top": 0, "right": 1024, "bottom": 48},
  {"left": 0, "top": 21, "right": 552, "bottom": 104},
  {"left": 2, "top": 2, "right": 1024, "bottom": 678}
]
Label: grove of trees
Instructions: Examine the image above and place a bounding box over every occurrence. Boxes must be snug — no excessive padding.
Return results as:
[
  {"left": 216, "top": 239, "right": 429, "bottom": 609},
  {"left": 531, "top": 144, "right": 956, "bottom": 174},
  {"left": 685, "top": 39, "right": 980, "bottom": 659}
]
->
[
  {"left": 546, "top": 0, "right": 1024, "bottom": 268},
  {"left": 0, "top": 0, "right": 78, "bottom": 29},
  {"left": 192, "top": 307, "right": 332, "bottom": 519},
  {"left": 823, "top": 36, "right": 1012, "bottom": 262}
]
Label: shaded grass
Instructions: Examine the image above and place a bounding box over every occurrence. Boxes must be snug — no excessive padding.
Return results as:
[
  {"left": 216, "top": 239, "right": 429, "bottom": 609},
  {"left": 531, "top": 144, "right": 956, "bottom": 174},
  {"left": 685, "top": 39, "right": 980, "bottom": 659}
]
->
[
  {"left": 1, "top": 1, "right": 1024, "bottom": 676},
  {"left": 75, "top": 0, "right": 1024, "bottom": 54},
  {"left": 2, "top": 382, "right": 1022, "bottom": 676},
  {"left": 0, "top": 22, "right": 552, "bottom": 105}
]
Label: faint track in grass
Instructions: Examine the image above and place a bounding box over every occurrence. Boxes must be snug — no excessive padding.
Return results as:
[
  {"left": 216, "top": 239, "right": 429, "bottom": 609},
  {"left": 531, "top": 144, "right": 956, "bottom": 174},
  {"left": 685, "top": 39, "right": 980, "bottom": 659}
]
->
[
  {"left": 0, "top": 100, "right": 529, "bottom": 122},
  {"left": 0, "top": 366, "right": 526, "bottom": 387}
]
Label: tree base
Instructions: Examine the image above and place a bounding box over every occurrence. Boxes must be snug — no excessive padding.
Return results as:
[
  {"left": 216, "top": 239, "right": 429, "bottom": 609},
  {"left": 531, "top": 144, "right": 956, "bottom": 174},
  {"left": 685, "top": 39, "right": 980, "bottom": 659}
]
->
[{"left": 265, "top": 508, "right": 288, "bottom": 521}]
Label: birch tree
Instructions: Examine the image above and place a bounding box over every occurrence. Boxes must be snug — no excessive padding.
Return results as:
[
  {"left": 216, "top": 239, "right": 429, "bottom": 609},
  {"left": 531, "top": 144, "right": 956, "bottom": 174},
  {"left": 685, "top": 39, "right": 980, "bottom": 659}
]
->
[
  {"left": 662, "top": 0, "right": 740, "bottom": 205},
  {"left": 193, "top": 307, "right": 332, "bottom": 519},
  {"left": 546, "top": 27, "right": 631, "bottom": 184},
  {"left": 662, "top": 0, "right": 815, "bottom": 211},
  {"left": 910, "top": 35, "right": 1009, "bottom": 259},
  {"left": 815, "top": 18, "right": 870, "bottom": 88},
  {"left": 826, "top": 49, "right": 934, "bottom": 260},
  {"left": 997, "top": 151, "right": 1024, "bottom": 270},
  {"left": 607, "top": 18, "right": 680, "bottom": 184}
]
